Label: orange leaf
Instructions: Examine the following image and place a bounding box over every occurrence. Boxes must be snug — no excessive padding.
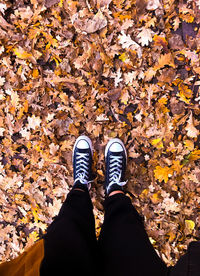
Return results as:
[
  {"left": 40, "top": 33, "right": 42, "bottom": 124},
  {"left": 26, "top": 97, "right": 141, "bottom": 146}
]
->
[
  {"left": 13, "top": 47, "right": 32, "bottom": 59},
  {"left": 32, "top": 69, "right": 39, "bottom": 78},
  {"left": 154, "top": 166, "right": 173, "bottom": 183},
  {"left": 154, "top": 53, "right": 175, "bottom": 71}
]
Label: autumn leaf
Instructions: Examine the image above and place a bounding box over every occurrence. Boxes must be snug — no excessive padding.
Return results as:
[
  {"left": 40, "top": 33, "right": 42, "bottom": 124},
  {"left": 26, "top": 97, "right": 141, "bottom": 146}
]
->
[
  {"left": 189, "top": 150, "right": 200, "bottom": 161},
  {"left": 1, "top": 0, "right": 200, "bottom": 266},
  {"left": 185, "top": 113, "right": 199, "bottom": 138},
  {"left": 185, "top": 220, "right": 195, "bottom": 235},
  {"left": 13, "top": 47, "right": 32, "bottom": 59},
  {"left": 120, "top": 90, "right": 129, "bottom": 104},
  {"left": 118, "top": 31, "right": 142, "bottom": 58},
  {"left": 154, "top": 166, "right": 173, "bottom": 183},
  {"left": 27, "top": 115, "right": 42, "bottom": 130},
  {"left": 154, "top": 53, "right": 175, "bottom": 71},
  {"left": 171, "top": 160, "right": 182, "bottom": 174},
  {"left": 151, "top": 138, "right": 164, "bottom": 149},
  {"left": 68, "top": 123, "right": 79, "bottom": 136},
  {"left": 137, "top": 27, "right": 153, "bottom": 46},
  {"left": 184, "top": 140, "right": 194, "bottom": 151}
]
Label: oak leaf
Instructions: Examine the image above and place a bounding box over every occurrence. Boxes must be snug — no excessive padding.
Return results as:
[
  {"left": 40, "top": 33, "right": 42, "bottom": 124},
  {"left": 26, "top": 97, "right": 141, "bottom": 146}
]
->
[
  {"left": 185, "top": 113, "right": 199, "bottom": 138},
  {"left": 154, "top": 53, "right": 175, "bottom": 71},
  {"left": 137, "top": 27, "right": 153, "bottom": 46}
]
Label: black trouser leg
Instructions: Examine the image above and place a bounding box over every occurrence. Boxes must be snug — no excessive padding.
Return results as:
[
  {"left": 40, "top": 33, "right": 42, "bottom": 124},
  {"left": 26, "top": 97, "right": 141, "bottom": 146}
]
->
[
  {"left": 40, "top": 189, "right": 98, "bottom": 276},
  {"left": 98, "top": 193, "right": 168, "bottom": 276}
]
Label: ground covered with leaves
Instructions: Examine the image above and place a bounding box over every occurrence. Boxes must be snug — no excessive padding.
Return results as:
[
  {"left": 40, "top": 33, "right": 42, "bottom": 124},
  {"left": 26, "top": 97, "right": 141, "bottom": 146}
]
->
[{"left": 0, "top": 0, "right": 200, "bottom": 267}]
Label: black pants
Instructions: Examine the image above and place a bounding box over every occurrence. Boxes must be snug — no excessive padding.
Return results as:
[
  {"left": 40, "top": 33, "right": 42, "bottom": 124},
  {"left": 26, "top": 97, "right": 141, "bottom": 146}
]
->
[{"left": 40, "top": 189, "right": 168, "bottom": 276}]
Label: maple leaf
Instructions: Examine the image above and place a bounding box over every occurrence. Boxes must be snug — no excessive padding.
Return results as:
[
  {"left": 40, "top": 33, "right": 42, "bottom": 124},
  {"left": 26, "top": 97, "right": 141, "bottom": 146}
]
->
[
  {"left": 154, "top": 166, "right": 173, "bottom": 183},
  {"left": 137, "top": 27, "right": 153, "bottom": 46}
]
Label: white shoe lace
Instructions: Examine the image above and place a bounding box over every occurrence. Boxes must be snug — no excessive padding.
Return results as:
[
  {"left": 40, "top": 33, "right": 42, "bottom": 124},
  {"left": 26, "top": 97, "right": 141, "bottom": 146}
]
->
[
  {"left": 107, "top": 155, "right": 127, "bottom": 194},
  {"left": 74, "top": 152, "right": 92, "bottom": 189}
]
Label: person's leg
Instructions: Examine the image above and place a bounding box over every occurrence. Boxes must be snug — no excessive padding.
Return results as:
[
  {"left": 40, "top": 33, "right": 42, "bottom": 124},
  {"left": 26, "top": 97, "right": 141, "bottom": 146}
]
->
[
  {"left": 40, "top": 188, "right": 98, "bottom": 276},
  {"left": 98, "top": 138, "right": 168, "bottom": 276},
  {"left": 98, "top": 191, "right": 168, "bottom": 276},
  {"left": 40, "top": 136, "right": 97, "bottom": 275}
]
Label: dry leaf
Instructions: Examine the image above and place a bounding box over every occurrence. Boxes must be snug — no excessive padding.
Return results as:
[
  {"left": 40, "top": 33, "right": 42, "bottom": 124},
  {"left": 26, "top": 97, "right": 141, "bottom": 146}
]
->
[{"left": 185, "top": 113, "right": 199, "bottom": 138}]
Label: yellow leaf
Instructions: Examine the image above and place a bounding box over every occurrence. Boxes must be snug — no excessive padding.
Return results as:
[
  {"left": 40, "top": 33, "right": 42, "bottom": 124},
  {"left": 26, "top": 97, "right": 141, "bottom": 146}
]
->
[
  {"left": 154, "top": 166, "right": 173, "bottom": 183},
  {"left": 185, "top": 220, "right": 195, "bottom": 232},
  {"left": 150, "top": 192, "right": 162, "bottom": 204},
  {"left": 158, "top": 96, "right": 168, "bottom": 105},
  {"left": 189, "top": 150, "right": 200, "bottom": 161},
  {"left": 171, "top": 160, "right": 182, "bottom": 174},
  {"left": 180, "top": 13, "right": 194, "bottom": 23},
  {"left": 27, "top": 231, "right": 39, "bottom": 243},
  {"left": 151, "top": 138, "right": 164, "bottom": 149},
  {"left": 153, "top": 35, "right": 168, "bottom": 47},
  {"left": 18, "top": 107, "right": 24, "bottom": 120},
  {"left": 13, "top": 47, "right": 32, "bottom": 59},
  {"left": 32, "top": 69, "right": 39, "bottom": 78},
  {"left": 149, "top": 237, "right": 156, "bottom": 245},
  {"left": 59, "top": 0, "right": 64, "bottom": 7},
  {"left": 119, "top": 52, "right": 128, "bottom": 62},
  {"left": 178, "top": 83, "right": 193, "bottom": 99},
  {"left": 24, "top": 99, "right": 29, "bottom": 113},
  {"left": 184, "top": 140, "right": 194, "bottom": 151},
  {"left": 167, "top": 231, "right": 176, "bottom": 242},
  {"left": 97, "top": 169, "right": 104, "bottom": 177},
  {"left": 32, "top": 207, "right": 39, "bottom": 223}
]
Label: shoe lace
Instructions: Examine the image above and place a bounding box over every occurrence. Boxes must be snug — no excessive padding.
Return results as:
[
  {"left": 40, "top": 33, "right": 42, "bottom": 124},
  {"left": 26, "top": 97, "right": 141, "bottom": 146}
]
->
[
  {"left": 74, "top": 152, "right": 93, "bottom": 189},
  {"left": 107, "top": 155, "right": 127, "bottom": 193}
]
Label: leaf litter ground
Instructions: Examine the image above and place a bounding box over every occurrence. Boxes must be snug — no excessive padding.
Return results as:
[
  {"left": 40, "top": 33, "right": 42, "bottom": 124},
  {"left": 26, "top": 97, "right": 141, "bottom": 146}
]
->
[{"left": 0, "top": 0, "right": 200, "bottom": 266}]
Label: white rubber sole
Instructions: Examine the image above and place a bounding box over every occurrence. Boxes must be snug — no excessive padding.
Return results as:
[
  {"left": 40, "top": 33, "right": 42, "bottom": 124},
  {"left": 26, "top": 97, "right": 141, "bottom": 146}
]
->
[
  {"left": 72, "top": 135, "right": 93, "bottom": 160},
  {"left": 105, "top": 138, "right": 127, "bottom": 163}
]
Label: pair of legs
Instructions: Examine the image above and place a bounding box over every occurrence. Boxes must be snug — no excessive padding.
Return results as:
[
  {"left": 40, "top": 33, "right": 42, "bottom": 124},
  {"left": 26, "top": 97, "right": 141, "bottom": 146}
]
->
[{"left": 40, "top": 136, "right": 169, "bottom": 276}]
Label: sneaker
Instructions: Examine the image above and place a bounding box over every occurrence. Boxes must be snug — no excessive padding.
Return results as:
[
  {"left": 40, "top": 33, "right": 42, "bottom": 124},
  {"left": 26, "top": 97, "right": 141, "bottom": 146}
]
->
[
  {"left": 105, "top": 138, "right": 127, "bottom": 195},
  {"left": 72, "top": 135, "right": 93, "bottom": 190}
]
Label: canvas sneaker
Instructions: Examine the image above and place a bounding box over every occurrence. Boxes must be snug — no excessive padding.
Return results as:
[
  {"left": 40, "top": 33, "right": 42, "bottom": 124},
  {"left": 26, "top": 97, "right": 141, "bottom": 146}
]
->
[
  {"left": 72, "top": 135, "right": 93, "bottom": 190},
  {"left": 105, "top": 138, "right": 127, "bottom": 195}
]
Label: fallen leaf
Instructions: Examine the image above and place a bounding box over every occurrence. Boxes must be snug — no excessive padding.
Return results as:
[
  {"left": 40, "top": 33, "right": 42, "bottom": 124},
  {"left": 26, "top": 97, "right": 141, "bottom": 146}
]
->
[
  {"left": 154, "top": 166, "right": 173, "bottom": 183},
  {"left": 185, "top": 113, "right": 199, "bottom": 138}
]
